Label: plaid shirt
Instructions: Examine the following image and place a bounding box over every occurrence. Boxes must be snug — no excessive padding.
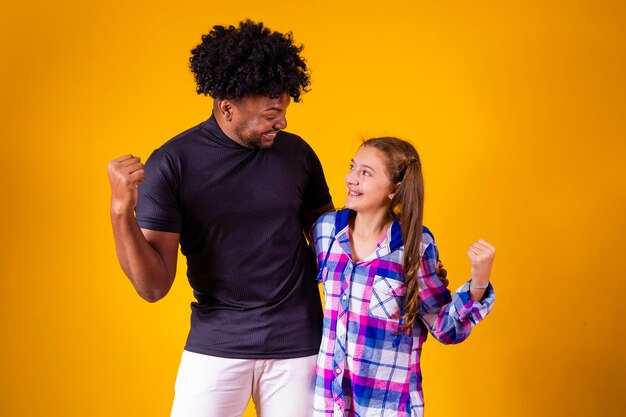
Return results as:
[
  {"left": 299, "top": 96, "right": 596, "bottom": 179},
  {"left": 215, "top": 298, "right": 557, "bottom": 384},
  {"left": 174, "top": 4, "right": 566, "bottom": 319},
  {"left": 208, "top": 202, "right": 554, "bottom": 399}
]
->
[{"left": 312, "top": 210, "right": 495, "bottom": 417}]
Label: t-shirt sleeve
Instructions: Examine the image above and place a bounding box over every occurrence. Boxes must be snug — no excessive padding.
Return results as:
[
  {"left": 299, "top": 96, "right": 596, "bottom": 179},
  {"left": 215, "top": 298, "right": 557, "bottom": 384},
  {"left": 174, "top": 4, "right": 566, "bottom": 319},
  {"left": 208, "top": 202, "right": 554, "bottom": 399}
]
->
[
  {"left": 301, "top": 141, "right": 332, "bottom": 210},
  {"left": 135, "top": 148, "right": 182, "bottom": 233}
]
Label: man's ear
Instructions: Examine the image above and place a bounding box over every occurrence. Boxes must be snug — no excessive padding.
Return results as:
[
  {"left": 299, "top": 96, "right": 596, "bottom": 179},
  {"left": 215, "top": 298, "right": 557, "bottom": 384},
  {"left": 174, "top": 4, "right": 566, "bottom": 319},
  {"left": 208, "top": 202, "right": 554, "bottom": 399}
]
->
[{"left": 217, "top": 99, "right": 235, "bottom": 121}]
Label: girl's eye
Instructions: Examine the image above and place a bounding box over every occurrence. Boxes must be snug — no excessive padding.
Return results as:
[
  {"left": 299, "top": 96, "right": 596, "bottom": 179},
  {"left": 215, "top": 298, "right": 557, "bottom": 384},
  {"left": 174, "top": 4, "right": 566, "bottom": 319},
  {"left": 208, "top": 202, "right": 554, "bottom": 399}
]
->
[{"left": 363, "top": 170, "right": 372, "bottom": 177}]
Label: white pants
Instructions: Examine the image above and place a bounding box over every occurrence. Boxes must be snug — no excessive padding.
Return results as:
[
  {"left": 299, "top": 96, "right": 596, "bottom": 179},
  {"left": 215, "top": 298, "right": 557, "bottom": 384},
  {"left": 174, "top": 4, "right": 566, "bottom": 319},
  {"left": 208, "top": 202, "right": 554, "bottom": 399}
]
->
[{"left": 170, "top": 350, "right": 317, "bottom": 417}]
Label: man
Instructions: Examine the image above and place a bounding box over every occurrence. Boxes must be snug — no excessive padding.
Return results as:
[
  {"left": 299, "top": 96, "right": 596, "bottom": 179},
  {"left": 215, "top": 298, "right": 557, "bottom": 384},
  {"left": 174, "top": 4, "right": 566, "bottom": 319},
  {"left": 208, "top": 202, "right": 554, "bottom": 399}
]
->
[{"left": 108, "top": 20, "right": 334, "bottom": 417}]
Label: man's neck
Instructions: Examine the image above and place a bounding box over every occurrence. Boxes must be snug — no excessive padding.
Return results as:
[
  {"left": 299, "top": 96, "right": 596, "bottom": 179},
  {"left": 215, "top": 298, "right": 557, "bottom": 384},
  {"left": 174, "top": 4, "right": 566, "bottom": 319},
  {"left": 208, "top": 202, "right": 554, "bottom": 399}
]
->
[{"left": 213, "top": 108, "right": 248, "bottom": 147}]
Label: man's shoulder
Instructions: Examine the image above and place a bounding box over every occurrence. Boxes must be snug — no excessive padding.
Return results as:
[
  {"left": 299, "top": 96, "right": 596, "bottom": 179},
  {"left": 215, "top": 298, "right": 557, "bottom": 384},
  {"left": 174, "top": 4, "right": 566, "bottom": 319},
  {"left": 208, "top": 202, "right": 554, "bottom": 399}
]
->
[
  {"left": 275, "top": 130, "right": 313, "bottom": 152},
  {"left": 276, "top": 129, "right": 304, "bottom": 141},
  {"left": 158, "top": 123, "right": 205, "bottom": 153},
  {"left": 144, "top": 121, "right": 212, "bottom": 168}
]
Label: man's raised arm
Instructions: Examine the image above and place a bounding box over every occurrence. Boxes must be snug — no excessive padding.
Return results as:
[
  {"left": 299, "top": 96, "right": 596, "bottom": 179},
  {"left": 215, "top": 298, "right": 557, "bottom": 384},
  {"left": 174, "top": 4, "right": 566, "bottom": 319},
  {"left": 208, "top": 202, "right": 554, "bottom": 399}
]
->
[{"left": 107, "top": 154, "right": 179, "bottom": 302}]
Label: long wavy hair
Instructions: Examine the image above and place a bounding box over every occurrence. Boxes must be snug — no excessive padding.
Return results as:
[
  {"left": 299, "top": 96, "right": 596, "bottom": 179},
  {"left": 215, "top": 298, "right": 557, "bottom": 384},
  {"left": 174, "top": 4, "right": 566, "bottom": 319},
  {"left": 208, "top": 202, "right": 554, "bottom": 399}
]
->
[{"left": 361, "top": 137, "right": 425, "bottom": 333}]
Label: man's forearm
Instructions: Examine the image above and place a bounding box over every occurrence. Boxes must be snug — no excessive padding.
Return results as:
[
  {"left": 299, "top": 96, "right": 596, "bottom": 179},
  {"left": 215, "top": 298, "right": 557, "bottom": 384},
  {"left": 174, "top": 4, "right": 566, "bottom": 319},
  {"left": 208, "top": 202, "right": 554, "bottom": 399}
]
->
[{"left": 111, "top": 210, "right": 174, "bottom": 302}]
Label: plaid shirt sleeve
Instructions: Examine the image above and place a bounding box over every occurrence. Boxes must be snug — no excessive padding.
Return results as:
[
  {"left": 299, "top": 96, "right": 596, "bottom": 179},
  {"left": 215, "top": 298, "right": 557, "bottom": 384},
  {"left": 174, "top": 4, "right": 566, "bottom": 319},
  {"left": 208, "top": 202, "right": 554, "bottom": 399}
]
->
[
  {"left": 311, "top": 212, "right": 337, "bottom": 283},
  {"left": 418, "top": 235, "right": 496, "bottom": 345}
]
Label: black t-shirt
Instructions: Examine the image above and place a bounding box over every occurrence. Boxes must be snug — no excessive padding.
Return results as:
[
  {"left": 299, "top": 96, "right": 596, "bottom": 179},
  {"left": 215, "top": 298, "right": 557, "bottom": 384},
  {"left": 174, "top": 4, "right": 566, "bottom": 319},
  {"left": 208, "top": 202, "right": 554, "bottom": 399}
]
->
[{"left": 136, "top": 115, "right": 331, "bottom": 358}]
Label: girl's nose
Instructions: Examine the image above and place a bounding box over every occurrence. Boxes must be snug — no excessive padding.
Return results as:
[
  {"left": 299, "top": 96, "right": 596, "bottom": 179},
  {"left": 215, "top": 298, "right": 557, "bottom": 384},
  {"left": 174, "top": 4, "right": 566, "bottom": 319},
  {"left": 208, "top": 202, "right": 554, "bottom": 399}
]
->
[{"left": 345, "top": 171, "right": 357, "bottom": 185}]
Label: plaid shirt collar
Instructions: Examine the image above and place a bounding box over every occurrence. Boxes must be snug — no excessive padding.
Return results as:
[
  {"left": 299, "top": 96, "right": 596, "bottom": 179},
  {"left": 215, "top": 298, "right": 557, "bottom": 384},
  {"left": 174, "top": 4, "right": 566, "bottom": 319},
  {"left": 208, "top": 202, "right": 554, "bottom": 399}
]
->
[{"left": 328, "top": 209, "right": 404, "bottom": 262}]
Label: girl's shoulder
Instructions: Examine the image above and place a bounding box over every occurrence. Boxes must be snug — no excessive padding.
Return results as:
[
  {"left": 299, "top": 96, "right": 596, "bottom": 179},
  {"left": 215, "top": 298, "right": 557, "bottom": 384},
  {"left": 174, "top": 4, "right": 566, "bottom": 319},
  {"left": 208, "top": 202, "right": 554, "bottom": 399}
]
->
[
  {"left": 314, "top": 210, "right": 337, "bottom": 229},
  {"left": 420, "top": 225, "right": 439, "bottom": 259},
  {"left": 422, "top": 225, "right": 435, "bottom": 244},
  {"left": 314, "top": 209, "right": 352, "bottom": 231},
  {"left": 313, "top": 209, "right": 340, "bottom": 240},
  {"left": 313, "top": 209, "right": 355, "bottom": 243}
]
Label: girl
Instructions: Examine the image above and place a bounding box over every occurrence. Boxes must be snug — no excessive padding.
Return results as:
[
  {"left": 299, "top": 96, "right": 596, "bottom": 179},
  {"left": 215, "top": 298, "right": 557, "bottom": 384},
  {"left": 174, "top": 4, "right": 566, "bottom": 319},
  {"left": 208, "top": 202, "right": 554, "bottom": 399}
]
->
[{"left": 312, "top": 137, "right": 496, "bottom": 417}]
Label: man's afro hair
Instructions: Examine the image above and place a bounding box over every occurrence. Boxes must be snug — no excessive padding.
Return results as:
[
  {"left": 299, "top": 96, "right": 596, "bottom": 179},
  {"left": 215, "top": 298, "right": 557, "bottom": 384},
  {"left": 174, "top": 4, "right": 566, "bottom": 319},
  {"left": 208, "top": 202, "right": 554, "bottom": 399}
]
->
[{"left": 190, "top": 20, "right": 311, "bottom": 102}]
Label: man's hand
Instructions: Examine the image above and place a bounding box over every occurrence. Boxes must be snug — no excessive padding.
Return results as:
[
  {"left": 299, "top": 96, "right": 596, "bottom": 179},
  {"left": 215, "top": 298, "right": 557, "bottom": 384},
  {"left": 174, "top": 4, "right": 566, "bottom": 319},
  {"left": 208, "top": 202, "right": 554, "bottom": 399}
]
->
[
  {"left": 435, "top": 260, "right": 449, "bottom": 287},
  {"left": 108, "top": 154, "right": 145, "bottom": 214}
]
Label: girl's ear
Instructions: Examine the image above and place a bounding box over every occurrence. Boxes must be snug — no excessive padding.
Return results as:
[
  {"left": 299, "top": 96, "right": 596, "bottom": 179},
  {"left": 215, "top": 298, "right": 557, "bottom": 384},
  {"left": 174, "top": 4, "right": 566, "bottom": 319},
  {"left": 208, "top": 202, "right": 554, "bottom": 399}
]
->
[{"left": 389, "top": 182, "right": 401, "bottom": 200}]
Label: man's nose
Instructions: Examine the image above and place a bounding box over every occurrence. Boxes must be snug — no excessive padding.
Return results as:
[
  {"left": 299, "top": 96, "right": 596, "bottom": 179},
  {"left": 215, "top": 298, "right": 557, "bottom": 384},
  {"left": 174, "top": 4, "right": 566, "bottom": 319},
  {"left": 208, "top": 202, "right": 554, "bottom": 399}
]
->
[{"left": 274, "top": 115, "right": 287, "bottom": 130}]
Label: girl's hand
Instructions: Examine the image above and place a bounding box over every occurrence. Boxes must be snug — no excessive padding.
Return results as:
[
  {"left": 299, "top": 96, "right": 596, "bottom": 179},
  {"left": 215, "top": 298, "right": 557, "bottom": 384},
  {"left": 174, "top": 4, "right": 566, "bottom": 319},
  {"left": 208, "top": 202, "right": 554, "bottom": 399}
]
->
[{"left": 466, "top": 239, "right": 496, "bottom": 287}]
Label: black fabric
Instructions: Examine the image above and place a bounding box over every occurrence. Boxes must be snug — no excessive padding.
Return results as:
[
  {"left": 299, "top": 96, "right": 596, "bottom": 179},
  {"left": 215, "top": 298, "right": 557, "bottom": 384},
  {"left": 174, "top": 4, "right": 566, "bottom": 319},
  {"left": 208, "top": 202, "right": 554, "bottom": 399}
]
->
[{"left": 136, "top": 115, "right": 331, "bottom": 358}]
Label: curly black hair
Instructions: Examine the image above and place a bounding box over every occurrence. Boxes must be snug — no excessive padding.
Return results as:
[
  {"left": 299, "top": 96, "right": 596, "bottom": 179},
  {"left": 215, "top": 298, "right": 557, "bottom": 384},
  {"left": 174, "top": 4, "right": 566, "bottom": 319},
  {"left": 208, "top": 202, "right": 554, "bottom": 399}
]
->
[{"left": 190, "top": 20, "right": 311, "bottom": 102}]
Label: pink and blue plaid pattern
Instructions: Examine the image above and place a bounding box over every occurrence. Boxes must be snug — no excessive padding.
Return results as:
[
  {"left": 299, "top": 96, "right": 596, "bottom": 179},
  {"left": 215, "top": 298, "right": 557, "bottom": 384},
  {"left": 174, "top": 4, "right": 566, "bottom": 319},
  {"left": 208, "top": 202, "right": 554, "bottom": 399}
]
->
[{"left": 312, "top": 210, "right": 495, "bottom": 417}]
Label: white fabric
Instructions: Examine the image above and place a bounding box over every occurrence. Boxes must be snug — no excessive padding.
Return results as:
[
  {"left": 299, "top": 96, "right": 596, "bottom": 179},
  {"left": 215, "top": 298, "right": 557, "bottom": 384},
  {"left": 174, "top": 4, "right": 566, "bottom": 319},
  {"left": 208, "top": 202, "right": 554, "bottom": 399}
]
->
[{"left": 170, "top": 350, "right": 317, "bottom": 417}]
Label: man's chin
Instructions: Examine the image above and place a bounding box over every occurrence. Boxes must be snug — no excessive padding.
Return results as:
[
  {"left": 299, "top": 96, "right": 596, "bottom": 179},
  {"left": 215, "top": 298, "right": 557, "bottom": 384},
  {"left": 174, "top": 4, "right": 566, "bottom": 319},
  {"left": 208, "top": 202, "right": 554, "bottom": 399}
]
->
[
  {"left": 243, "top": 133, "right": 277, "bottom": 149},
  {"left": 254, "top": 139, "right": 276, "bottom": 149}
]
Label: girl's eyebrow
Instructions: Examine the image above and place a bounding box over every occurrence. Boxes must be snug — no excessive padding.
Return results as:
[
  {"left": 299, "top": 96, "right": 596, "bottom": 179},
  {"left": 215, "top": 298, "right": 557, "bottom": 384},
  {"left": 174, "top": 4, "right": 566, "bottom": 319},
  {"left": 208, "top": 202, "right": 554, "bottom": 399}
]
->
[{"left": 352, "top": 159, "right": 376, "bottom": 173}]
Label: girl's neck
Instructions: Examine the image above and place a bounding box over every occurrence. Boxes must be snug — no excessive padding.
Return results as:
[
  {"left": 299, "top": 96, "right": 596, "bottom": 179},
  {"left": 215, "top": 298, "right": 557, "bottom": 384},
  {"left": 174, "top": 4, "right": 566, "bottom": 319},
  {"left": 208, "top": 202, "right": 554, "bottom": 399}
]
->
[{"left": 351, "top": 208, "right": 393, "bottom": 240}]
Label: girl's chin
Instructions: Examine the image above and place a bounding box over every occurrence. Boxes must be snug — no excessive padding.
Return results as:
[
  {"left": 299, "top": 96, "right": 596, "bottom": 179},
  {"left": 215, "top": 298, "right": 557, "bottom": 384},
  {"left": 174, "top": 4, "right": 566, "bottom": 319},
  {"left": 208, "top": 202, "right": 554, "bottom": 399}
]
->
[{"left": 344, "top": 201, "right": 363, "bottom": 212}]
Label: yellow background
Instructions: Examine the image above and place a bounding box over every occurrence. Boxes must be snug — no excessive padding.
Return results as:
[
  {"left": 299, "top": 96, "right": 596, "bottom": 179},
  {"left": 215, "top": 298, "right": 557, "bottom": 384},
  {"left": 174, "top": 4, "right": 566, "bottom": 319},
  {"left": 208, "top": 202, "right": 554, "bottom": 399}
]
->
[{"left": 1, "top": 1, "right": 625, "bottom": 416}]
